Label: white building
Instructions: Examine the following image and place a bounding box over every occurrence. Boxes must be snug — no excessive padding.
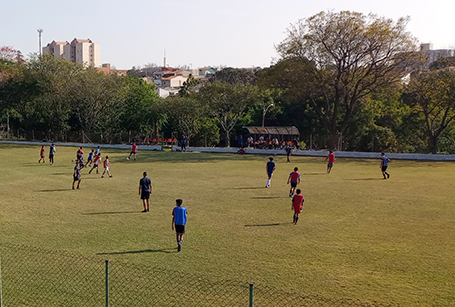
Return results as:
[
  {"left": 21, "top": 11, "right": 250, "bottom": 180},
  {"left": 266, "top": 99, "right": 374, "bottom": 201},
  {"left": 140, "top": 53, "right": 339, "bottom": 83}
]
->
[
  {"left": 43, "top": 38, "right": 100, "bottom": 67},
  {"left": 421, "top": 43, "right": 455, "bottom": 66}
]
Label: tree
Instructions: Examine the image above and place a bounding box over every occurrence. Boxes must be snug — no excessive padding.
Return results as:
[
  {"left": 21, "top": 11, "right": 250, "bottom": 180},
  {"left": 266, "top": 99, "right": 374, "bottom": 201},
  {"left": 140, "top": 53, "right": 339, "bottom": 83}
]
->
[
  {"left": 0, "top": 46, "right": 18, "bottom": 61},
  {"left": 277, "top": 11, "right": 419, "bottom": 150},
  {"left": 199, "top": 82, "right": 260, "bottom": 147},
  {"left": 406, "top": 70, "right": 455, "bottom": 153},
  {"left": 208, "top": 67, "right": 257, "bottom": 85}
]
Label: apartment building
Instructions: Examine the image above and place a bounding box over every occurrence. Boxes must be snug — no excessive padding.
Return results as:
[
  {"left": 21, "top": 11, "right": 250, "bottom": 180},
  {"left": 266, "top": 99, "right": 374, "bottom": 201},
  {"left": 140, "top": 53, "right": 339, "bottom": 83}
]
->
[{"left": 42, "top": 38, "right": 100, "bottom": 67}]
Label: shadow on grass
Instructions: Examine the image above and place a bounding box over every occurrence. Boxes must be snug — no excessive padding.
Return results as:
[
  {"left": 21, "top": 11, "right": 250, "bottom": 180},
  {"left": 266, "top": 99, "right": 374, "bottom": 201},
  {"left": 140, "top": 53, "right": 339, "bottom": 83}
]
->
[
  {"left": 245, "top": 223, "right": 289, "bottom": 227},
  {"left": 346, "top": 178, "right": 384, "bottom": 181},
  {"left": 37, "top": 188, "right": 70, "bottom": 192},
  {"left": 97, "top": 247, "right": 177, "bottom": 255},
  {"left": 302, "top": 172, "right": 326, "bottom": 176},
  {"left": 82, "top": 211, "right": 141, "bottom": 215},
  {"left": 251, "top": 196, "right": 287, "bottom": 199}
]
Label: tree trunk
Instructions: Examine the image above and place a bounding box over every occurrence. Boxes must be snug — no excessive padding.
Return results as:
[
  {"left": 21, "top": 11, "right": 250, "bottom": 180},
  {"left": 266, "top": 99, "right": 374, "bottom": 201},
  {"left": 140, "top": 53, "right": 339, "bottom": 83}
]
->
[
  {"left": 429, "top": 134, "right": 438, "bottom": 154},
  {"left": 225, "top": 130, "right": 230, "bottom": 147},
  {"left": 330, "top": 130, "right": 343, "bottom": 151}
]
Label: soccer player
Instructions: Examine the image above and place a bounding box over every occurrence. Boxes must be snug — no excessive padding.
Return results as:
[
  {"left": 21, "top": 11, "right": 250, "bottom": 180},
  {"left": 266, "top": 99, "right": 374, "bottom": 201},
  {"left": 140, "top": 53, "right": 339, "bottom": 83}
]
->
[
  {"left": 172, "top": 199, "right": 187, "bottom": 252},
  {"left": 49, "top": 143, "right": 56, "bottom": 165},
  {"left": 139, "top": 172, "right": 152, "bottom": 212},
  {"left": 72, "top": 161, "right": 81, "bottom": 190},
  {"left": 325, "top": 150, "right": 335, "bottom": 174},
  {"left": 292, "top": 189, "right": 304, "bottom": 225},
  {"left": 287, "top": 167, "right": 301, "bottom": 197},
  {"left": 38, "top": 145, "right": 45, "bottom": 163},
  {"left": 89, "top": 153, "right": 102, "bottom": 174},
  {"left": 76, "top": 147, "right": 83, "bottom": 161},
  {"left": 127, "top": 142, "right": 137, "bottom": 160},
  {"left": 101, "top": 155, "right": 112, "bottom": 178},
  {"left": 86, "top": 149, "right": 94, "bottom": 167},
  {"left": 265, "top": 156, "right": 276, "bottom": 188},
  {"left": 96, "top": 146, "right": 101, "bottom": 155},
  {"left": 380, "top": 152, "right": 391, "bottom": 179}
]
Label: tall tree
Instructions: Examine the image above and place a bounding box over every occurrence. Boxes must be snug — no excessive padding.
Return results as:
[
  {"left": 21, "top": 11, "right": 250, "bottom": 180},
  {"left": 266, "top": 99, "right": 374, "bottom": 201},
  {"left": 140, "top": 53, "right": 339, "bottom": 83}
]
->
[
  {"left": 406, "top": 70, "right": 455, "bottom": 154},
  {"left": 277, "top": 11, "right": 419, "bottom": 150},
  {"left": 199, "top": 82, "right": 260, "bottom": 147}
]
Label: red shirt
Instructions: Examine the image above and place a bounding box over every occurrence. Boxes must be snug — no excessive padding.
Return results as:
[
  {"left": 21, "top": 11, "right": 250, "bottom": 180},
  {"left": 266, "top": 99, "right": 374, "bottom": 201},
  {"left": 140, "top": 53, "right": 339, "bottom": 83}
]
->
[
  {"left": 328, "top": 153, "right": 335, "bottom": 163},
  {"left": 94, "top": 155, "right": 101, "bottom": 164},
  {"left": 132, "top": 144, "right": 137, "bottom": 151},
  {"left": 293, "top": 194, "right": 304, "bottom": 211},
  {"left": 290, "top": 171, "right": 300, "bottom": 182},
  {"left": 103, "top": 159, "right": 109, "bottom": 168},
  {"left": 40, "top": 147, "right": 45, "bottom": 156}
]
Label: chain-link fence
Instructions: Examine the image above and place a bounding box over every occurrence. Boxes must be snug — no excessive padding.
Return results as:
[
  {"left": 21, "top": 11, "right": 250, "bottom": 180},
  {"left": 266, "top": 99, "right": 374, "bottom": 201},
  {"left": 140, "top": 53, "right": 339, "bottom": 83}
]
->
[{"left": 0, "top": 243, "right": 391, "bottom": 307}]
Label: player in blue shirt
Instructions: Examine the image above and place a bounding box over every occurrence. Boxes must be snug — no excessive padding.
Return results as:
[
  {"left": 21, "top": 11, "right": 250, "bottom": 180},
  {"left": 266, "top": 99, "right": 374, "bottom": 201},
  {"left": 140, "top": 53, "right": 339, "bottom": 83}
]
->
[
  {"left": 265, "top": 156, "right": 276, "bottom": 188},
  {"left": 380, "top": 152, "right": 390, "bottom": 179},
  {"left": 172, "top": 199, "right": 188, "bottom": 252}
]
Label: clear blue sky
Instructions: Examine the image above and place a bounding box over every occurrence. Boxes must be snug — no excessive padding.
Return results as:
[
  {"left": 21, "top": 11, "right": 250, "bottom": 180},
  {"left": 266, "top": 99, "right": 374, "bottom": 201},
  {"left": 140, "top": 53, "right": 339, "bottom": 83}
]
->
[{"left": 1, "top": 0, "right": 454, "bottom": 69}]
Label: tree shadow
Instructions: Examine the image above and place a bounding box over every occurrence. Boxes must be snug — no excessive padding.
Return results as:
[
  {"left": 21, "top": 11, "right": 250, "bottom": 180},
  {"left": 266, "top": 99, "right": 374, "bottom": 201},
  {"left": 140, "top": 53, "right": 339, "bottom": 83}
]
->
[
  {"left": 244, "top": 222, "right": 289, "bottom": 227},
  {"left": 97, "top": 247, "right": 177, "bottom": 255},
  {"left": 82, "top": 211, "right": 141, "bottom": 215}
]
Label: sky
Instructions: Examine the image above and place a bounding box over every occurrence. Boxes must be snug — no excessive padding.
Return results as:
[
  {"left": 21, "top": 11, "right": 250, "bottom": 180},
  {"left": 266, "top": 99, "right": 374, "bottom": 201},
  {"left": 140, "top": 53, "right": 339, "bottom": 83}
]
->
[{"left": 1, "top": 0, "right": 454, "bottom": 70}]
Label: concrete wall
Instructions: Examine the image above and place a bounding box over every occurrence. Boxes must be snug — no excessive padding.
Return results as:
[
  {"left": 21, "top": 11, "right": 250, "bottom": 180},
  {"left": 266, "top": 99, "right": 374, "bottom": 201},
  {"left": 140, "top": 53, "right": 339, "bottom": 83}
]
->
[{"left": 171, "top": 146, "right": 455, "bottom": 161}]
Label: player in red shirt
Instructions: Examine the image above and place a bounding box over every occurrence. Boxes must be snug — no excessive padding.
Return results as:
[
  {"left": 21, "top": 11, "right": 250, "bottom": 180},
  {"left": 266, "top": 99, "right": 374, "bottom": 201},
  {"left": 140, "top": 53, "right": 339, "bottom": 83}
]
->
[
  {"left": 38, "top": 145, "right": 45, "bottom": 163},
  {"left": 101, "top": 156, "right": 112, "bottom": 178},
  {"left": 292, "top": 189, "right": 304, "bottom": 225},
  {"left": 89, "top": 153, "right": 102, "bottom": 174},
  {"left": 127, "top": 142, "right": 138, "bottom": 161},
  {"left": 287, "top": 167, "right": 301, "bottom": 197},
  {"left": 325, "top": 150, "right": 335, "bottom": 174}
]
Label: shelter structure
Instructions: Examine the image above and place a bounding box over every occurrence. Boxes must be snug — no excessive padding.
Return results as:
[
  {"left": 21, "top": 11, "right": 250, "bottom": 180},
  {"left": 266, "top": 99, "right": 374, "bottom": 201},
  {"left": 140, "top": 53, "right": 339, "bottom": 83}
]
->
[{"left": 242, "top": 126, "right": 300, "bottom": 148}]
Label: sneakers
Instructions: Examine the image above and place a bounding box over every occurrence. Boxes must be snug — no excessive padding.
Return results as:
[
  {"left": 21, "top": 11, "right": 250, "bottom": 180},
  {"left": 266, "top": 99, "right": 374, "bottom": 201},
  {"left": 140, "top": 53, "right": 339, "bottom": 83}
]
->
[
  {"left": 177, "top": 241, "right": 182, "bottom": 252},
  {"left": 109, "top": 175, "right": 112, "bottom": 178},
  {"left": 387, "top": 173, "right": 390, "bottom": 179},
  {"left": 101, "top": 175, "right": 104, "bottom": 178},
  {"left": 141, "top": 209, "right": 147, "bottom": 213}
]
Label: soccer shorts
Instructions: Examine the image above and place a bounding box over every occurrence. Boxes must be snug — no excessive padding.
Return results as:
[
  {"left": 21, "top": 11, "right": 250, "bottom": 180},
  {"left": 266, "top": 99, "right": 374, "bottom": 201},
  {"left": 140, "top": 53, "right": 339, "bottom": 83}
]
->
[
  {"left": 175, "top": 224, "right": 185, "bottom": 234},
  {"left": 141, "top": 191, "right": 150, "bottom": 200},
  {"left": 328, "top": 162, "right": 333, "bottom": 168},
  {"left": 382, "top": 166, "right": 388, "bottom": 172},
  {"left": 293, "top": 204, "right": 303, "bottom": 214},
  {"left": 290, "top": 182, "right": 297, "bottom": 188},
  {"left": 104, "top": 167, "right": 109, "bottom": 172}
]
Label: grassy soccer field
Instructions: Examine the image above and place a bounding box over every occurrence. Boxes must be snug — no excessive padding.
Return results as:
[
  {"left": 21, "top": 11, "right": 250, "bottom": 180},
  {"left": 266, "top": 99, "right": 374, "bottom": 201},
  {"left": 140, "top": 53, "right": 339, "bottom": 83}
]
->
[{"left": 1, "top": 144, "right": 455, "bottom": 306}]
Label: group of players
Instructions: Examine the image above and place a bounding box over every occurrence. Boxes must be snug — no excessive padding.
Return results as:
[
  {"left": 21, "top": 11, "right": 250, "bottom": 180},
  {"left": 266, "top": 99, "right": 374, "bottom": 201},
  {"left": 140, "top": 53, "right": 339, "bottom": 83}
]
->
[{"left": 265, "top": 150, "right": 391, "bottom": 225}]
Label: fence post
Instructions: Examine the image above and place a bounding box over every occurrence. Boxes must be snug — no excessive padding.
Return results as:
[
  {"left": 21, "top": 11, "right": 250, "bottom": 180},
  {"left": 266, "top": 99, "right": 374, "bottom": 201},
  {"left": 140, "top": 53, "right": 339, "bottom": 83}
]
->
[
  {"left": 105, "top": 259, "right": 109, "bottom": 307},
  {"left": 249, "top": 283, "right": 254, "bottom": 307}
]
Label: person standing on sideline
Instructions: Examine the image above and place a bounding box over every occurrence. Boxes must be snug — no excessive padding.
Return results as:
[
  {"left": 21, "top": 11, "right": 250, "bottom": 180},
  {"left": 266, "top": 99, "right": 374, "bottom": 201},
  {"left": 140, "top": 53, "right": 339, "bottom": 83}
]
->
[
  {"left": 181, "top": 138, "right": 187, "bottom": 152},
  {"left": 292, "top": 189, "right": 304, "bottom": 225},
  {"left": 265, "top": 156, "right": 276, "bottom": 188},
  {"left": 325, "top": 150, "right": 335, "bottom": 174},
  {"left": 49, "top": 143, "right": 56, "bottom": 165},
  {"left": 38, "top": 145, "right": 45, "bottom": 163},
  {"left": 285, "top": 144, "right": 292, "bottom": 163},
  {"left": 127, "top": 142, "right": 138, "bottom": 160},
  {"left": 101, "top": 155, "right": 112, "bottom": 178},
  {"left": 72, "top": 161, "right": 81, "bottom": 190},
  {"left": 139, "top": 171, "right": 152, "bottom": 212},
  {"left": 380, "top": 152, "right": 391, "bottom": 179},
  {"left": 287, "top": 167, "right": 301, "bottom": 197},
  {"left": 172, "top": 199, "right": 188, "bottom": 252}
]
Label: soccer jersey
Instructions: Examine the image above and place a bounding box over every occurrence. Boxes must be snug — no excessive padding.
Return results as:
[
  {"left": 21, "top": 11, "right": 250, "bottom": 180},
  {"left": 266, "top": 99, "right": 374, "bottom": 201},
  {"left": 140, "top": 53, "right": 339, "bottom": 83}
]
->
[
  {"left": 103, "top": 159, "right": 109, "bottom": 168},
  {"left": 172, "top": 207, "right": 187, "bottom": 225},
  {"left": 140, "top": 177, "right": 151, "bottom": 192},
  {"left": 328, "top": 153, "right": 335, "bottom": 163},
  {"left": 50, "top": 145, "right": 55, "bottom": 155},
  {"left": 94, "top": 155, "right": 101, "bottom": 165},
  {"left": 267, "top": 161, "right": 276, "bottom": 173},
  {"left": 132, "top": 144, "right": 137, "bottom": 152},
  {"left": 381, "top": 156, "right": 389, "bottom": 166},
  {"left": 289, "top": 171, "right": 300, "bottom": 183},
  {"left": 88, "top": 152, "right": 94, "bottom": 161},
  {"left": 292, "top": 194, "right": 304, "bottom": 211},
  {"left": 40, "top": 147, "right": 45, "bottom": 157},
  {"left": 74, "top": 165, "right": 81, "bottom": 178}
]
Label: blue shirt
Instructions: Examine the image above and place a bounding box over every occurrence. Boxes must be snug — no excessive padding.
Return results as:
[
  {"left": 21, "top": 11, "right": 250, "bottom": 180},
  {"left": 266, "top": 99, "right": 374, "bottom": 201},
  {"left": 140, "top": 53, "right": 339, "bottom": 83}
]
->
[
  {"left": 267, "top": 161, "right": 276, "bottom": 173},
  {"left": 173, "top": 206, "right": 187, "bottom": 225},
  {"left": 381, "top": 156, "right": 389, "bottom": 166},
  {"left": 50, "top": 145, "right": 55, "bottom": 155}
]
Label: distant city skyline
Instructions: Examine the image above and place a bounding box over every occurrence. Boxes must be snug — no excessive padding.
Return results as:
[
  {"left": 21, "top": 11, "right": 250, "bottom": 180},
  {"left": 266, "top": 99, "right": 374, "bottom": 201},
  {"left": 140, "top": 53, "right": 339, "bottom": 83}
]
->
[{"left": 2, "top": 0, "right": 454, "bottom": 69}]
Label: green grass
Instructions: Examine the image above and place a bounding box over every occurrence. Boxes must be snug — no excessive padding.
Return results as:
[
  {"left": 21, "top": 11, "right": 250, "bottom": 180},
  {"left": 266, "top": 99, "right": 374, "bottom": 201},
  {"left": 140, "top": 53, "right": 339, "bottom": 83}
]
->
[{"left": 1, "top": 144, "right": 455, "bottom": 306}]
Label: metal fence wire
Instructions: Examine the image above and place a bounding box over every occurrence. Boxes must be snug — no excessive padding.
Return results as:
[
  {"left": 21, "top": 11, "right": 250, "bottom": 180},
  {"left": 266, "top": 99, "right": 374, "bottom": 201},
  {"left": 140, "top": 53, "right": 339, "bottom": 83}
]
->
[{"left": 0, "top": 243, "right": 392, "bottom": 307}]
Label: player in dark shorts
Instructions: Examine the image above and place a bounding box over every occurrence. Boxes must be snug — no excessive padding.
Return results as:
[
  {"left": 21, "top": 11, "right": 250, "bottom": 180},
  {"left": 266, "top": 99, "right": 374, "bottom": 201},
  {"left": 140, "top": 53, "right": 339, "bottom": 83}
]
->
[
  {"left": 285, "top": 145, "right": 292, "bottom": 163},
  {"left": 287, "top": 167, "right": 301, "bottom": 197},
  {"left": 325, "top": 150, "right": 335, "bottom": 174},
  {"left": 49, "top": 143, "right": 56, "bottom": 165},
  {"left": 127, "top": 142, "right": 138, "bottom": 160},
  {"left": 72, "top": 161, "right": 81, "bottom": 189},
  {"left": 265, "top": 157, "right": 276, "bottom": 188},
  {"left": 172, "top": 199, "right": 188, "bottom": 252},
  {"left": 380, "top": 152, "right": 390, "bottom": 179},
  {"left": 292, "top": 189, "right": 304, "bottom": 225},
  {"left": 139, "top": 171, "right": 152, "bottom": 212}
]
